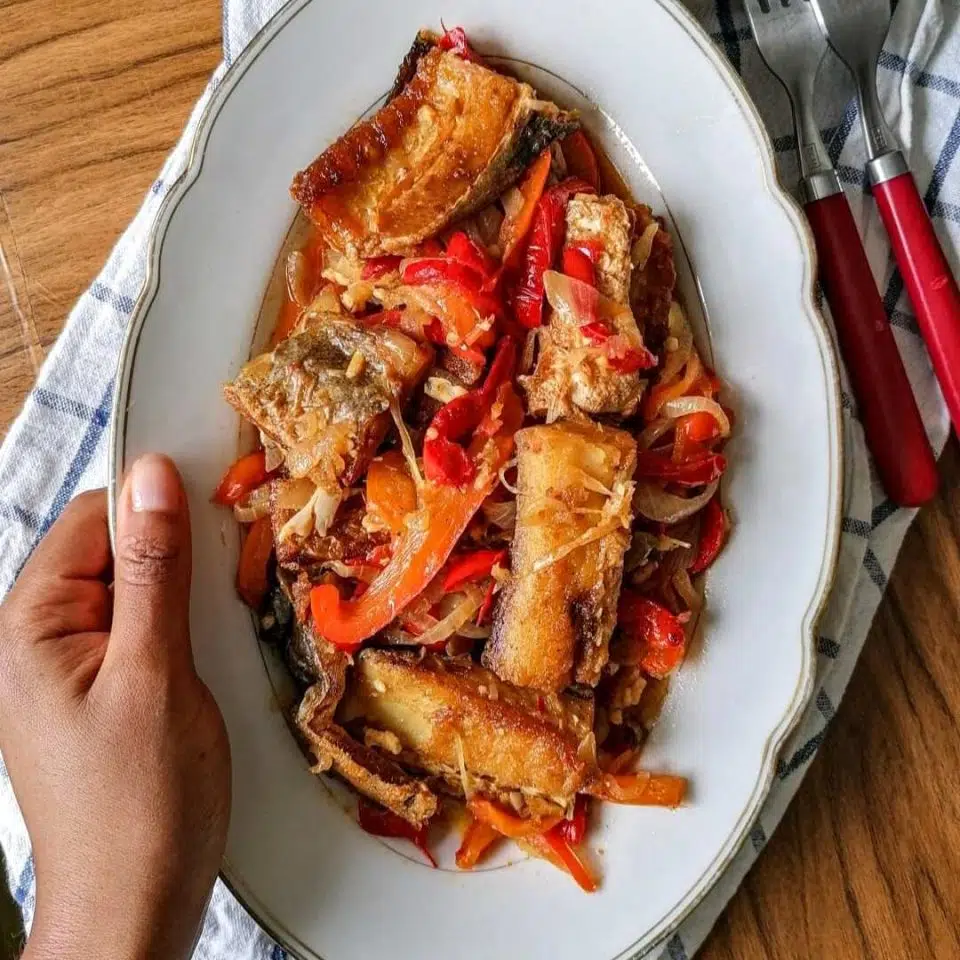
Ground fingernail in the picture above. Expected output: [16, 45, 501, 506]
[129, 454, 181, 514]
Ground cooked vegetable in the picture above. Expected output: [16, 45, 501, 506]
[422, 338, 516, 487]
[616, 592, 687, 679]
[310, 382, 523, 652]
[689, 495, 727, 575]
[521, 831, 598, 893]
[357, 798, 436, 867]
[510, 178, 595, 329]
[634, 449, 727, 487]
[456, 816, 501, 869]
[633, 478, 719, 524]
[442, 549, 508, 592]
[585, 771, 686, 807]
[499, 149, 553, 267]
[555, 795, 589, 845]
[365, 451, 418, 535]
[560, 131, 600, 192]
[212, 451, 272, 506]
[236, 516, 274, 609]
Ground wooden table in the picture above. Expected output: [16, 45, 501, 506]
[2, 2, 958, 956]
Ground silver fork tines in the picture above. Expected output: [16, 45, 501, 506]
[744, 0, 841, 201]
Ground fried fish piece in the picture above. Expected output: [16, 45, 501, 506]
[298, 691, 438, 829]
[223, 316, 432, 490]
[522, 196, 648, 420]
[483, 421, 636, 691]
[290, 39, 577, 258]
[340, 651, 595, 816]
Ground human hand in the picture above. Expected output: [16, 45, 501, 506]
[0, 455, 231, 960]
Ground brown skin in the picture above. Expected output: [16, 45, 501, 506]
[0, 455, 230, 960]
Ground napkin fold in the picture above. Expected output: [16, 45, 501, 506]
[0, 1, 957, 957]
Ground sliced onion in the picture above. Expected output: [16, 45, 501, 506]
[660, 396, 730, 438]
[501, 186, 524, 220]
[261, 438, 285, 472]
[482, 498, 517, 530]
[277, 482, 341, 543]
[657, 302, 692, 385]
[415, 586, 484, 649]
[672, 568, 702, 613]
[456, 623, 493, 640]
[633, 480, 719, 523]
[306, 285, 343, 316]
[233, 482, 273, 524]
[631, 221, 659, 270]
[637, 418, 674, 450]
[286, 250, 311, 307]
[390, 402, 424, 490]
[322, 247, 362, 287]
[325, 560, 379, 583]
[425, 376, 467, 404]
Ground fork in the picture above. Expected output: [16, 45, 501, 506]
[812, 0, 960, 438]
[744, 0, 937, 506]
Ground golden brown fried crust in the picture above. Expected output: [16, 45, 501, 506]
[298, 694, 438, 829]
[222, 317, 432, 489]
[483, 421, 636, 691]
[340, 651, 595, 812]
[290, 47, 576, 257]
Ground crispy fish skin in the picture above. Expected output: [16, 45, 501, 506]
[223, 316, 432, 490]
[483, 421, 636, 691]
[565, 194, 634, 304]
[522, 195, 646, 421]
[290, 45, 577, 258]
[340, 651, 595, 814]
[298, 699, 438, 829]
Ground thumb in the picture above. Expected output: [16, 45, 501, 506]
[110, 454, 193, 672]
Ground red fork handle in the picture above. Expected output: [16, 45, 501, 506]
[805, 190, 938, 506]
[872, 168, 960, 434]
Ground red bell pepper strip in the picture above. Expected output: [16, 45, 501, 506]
[617, 592, 686, 679]
[579, 320, 611, 344]
[553, 795, 589, 845]
[356, 798, 436, 867]
[634, 448, 726, 487]
[310, 381, 523, 652]
[401, 258, 504, 321]
[446, 231, 497, 283]
[442, 548, 508, 592]
[677, 411, 720, 444]
[605, 338, 658, 374]
[212, 451, 271, 506]
[510, 177, 596, 329]
[476, 578, 497, 625]
[360, 255, 402, 281]
[235, 516, 274, 610]
[560, 130, 601, 192]
[562, 246, 595, 286]
[525, 831, 598, 893]
[689, 495, 727, 575]
[437, 25, 482, 62]
[423, 338, 516, 487]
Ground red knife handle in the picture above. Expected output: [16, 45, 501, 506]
[872, 169, 960, 434]
[805, 190, 938, 506]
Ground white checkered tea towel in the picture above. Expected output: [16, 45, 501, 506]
[0, 1, 957, 956]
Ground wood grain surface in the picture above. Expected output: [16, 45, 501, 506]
[0, 2, 957, 957]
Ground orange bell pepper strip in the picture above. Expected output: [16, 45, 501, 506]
[455, 816, 501, 869]
[212, 450, 272, 506]
[235, 516, 274, 610]
[365, 450, 418, 535]
[310, 382, 524, 652]
[466, 797, 561, 838]
[642, 349, 703, 421]
[499, 149, 553, 268]
[584, 771, 687, 808]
